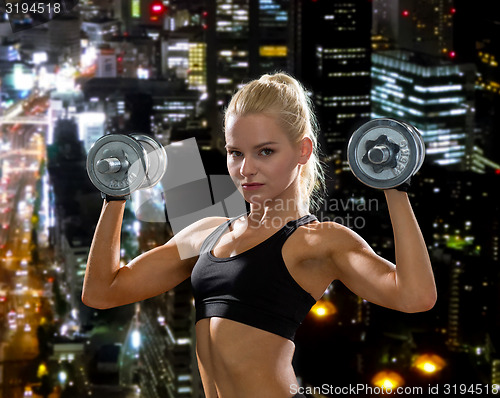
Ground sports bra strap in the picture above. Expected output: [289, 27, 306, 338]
[199, 214, 244, 255]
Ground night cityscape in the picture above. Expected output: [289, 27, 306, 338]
[0, 0, 499, 397]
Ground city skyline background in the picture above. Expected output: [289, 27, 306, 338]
[0, 0, 499, 397]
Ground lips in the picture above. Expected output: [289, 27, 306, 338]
[242, 183, 264, 190]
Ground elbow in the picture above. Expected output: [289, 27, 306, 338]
[81, 290, 112, 310]
[402, 292, 437, 313]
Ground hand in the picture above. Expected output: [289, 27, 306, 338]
[395, 177, 411, 192]
[101, 192, 131, 202]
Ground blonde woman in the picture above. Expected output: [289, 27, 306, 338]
[83, 72, 437, 398]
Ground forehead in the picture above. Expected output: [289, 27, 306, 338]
[225, 114, 289, 145]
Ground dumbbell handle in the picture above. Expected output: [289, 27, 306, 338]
[96, 157, 129, 174]
[367, 145, 390, 164]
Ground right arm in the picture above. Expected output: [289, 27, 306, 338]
[82, 199, 227, 309]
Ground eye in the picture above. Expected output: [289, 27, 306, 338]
[259, 148, 274, 156]
[228, 150, 242, 157]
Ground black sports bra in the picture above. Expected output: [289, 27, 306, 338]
[190, 213, 318, 341]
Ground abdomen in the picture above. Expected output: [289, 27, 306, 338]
[195, 317, 298, 398]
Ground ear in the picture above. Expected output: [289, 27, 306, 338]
[298, 137, 313, 165]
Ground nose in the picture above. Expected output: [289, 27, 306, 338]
[240, 156, 257, 177]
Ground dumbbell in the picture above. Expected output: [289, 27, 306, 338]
[86, 134, 167, 198]
[347, 118, 425, 189]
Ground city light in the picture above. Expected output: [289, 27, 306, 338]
[58, 370, 67, 384]
[132, 330, 141, 349]
[311, 299, 337, 318]
[371, 370, 404, 389]
[37, 363, 49, 378]
[413, 353, 446, 375]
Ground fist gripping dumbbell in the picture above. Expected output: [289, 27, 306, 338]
[347, 118, 425, 190]
[86, 134, 167, 201]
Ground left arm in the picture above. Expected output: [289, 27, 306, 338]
[327, 189, 437, 313]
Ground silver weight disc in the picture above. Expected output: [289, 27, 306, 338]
[413, 125, 425, 173]
[397, 119, 425, 174]
[87, 134, 148, 196]
[347, 119, 419, 189]
[129, 134, 167, 190]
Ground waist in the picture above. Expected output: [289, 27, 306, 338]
[195, 317, 298, 395]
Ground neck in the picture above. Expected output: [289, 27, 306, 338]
[246, 198, 309, 229]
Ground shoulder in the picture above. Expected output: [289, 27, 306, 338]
[292, 220, 371, 281]
[171, 216, 230, 255]
[300, 220, 367, 254]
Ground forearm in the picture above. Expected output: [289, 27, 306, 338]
[384, 189, 437, 312]
[82, 200, 127, 307]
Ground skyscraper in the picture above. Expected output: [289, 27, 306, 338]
[205, 0, 290, 146]
[290, 0, 372, 162]
[373, 0, 455, 59]
[371, 50, 475, 170]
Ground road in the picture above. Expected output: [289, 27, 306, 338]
[0, 98, 56, 398]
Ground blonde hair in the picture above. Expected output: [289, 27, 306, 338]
[223, 71, 327, 212]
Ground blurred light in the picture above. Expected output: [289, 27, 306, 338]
[372, 370, 404, 390]
[132, 330, 141, 349]
[450, 8, 456, 14]
[402, 10, 409, 17]
[37, 363, 48, 378]
[59, 371, 67, 384]
[152, 4, 163, 12]
[137, 67, 149, 79]
[413, 353, 446, 375]
[310, 299, 337, 318]
[449, 51, 456, 58]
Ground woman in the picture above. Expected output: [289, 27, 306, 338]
[82, 72, 437, 398]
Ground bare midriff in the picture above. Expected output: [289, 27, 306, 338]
[195, 317, 299, 398]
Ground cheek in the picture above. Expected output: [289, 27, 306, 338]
[227, 158, 239, 177]
[273, 155, 299, 177]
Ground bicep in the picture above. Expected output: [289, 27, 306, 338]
[106, 237, 196, 308]
[329, 226, 401, 311]
[103, 216, 227, 309]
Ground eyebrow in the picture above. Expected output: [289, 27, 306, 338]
[225, 141, 279, 150]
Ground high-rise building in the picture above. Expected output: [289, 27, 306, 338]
[255, 0, 289, 75]
[372, 0, 455, 59]
[161, 37, 207, 93]
[290, 0, 372, 161]
[371, 50, 475, 170]
[205, 0, 290, 145]
[473, 18, 500, 165]
[137, 281, 197, 398]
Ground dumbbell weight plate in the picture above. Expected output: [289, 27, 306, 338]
[129, 134, 167, 190]
[347, 119, 420, 189]
[397, 119, 425, 174]
[87, 134, 148, 197]
[412, 125, 425, 173]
